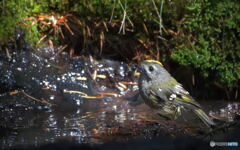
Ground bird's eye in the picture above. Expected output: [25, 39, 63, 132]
[149, 66, 154, 72]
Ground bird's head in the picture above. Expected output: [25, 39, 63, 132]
[140, 60, 169, 81]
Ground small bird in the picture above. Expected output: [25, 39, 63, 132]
[138, 60, 215, 127]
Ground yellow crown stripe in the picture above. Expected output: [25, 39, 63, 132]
[145, 60, 163, 66]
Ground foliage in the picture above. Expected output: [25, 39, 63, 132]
[171, 0, 240, 88]
[0, 0, 68, 45]
[0, 0, 239, 93]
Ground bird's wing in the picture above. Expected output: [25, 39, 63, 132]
[151, 78, 201, 109]
[171, 84, 201, 108]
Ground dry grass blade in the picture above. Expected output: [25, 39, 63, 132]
[58, 26, 65, 39]
[109, 0, 116, 22]
[76, 76, 87, 81]
[97, 92, 119, 97]
[5, 48, 11, 60]
[48, 39, 54, 51]
[96, 74, 106, 79]
[137, 39, 148, 49]
[118, 0, 128, 34]
[9, 90, 20, 95]
[64, 90, 88, 96]
[37, 35, 47, 45]
[100, 31, 105, 54]
[133, 72, 140, 77]
[93, 70, 97, 80]
[103, 21, 109, 32]
[64, 22, 74, 35]
[64, 90, 103, 99]
[82, 95, 103, 99]
[21, 90, 55, 106]
[54, 44, 68, 57]
[151, 0, 165, 35]
[142, 23, 149, 36]
[119, 81, 137, 85]
[118, 82, 127, 89]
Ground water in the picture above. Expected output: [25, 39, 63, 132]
[0, 49, 239, 149]
[1, 94, 239, 149]
[0, 94, 158, 148]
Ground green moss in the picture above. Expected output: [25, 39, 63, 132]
[171, 0, 240, 88]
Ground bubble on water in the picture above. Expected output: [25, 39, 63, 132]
[50, 95, 55, 100]
[103, 97, 113, 103]
[76, 109, 81, 114]
[16, 67, 22, 71]
[76, 100, 81, 106]
[32, 63, 37, 67]
[114, 112, 126, 123]
[132, 85, 139, 91]
[233, 103, 239, 109]
[82, 83, 88, 88]
[49, 57, 55, 61]
[113, 105, 117, 110]
[15, 103, 23, 107]
[98, 64, 103, 68]
[52, 85, 57, 91]
[118, 66, 125, 77]
[100, 85, 107, 91]
[227, 103, 232, 110]
[71, 77, 76, 82]
[61, 75, 66, 80]
[227, 111, 233, 122]
[116, 84, 125, 92]
[42, 80, 49, 86]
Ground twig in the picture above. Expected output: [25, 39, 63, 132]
[21, 90, 55, 106]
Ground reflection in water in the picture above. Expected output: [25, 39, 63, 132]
[0, 50, 240, 149]
[0, 93, 153, 149]
[1, 91, 240, 149]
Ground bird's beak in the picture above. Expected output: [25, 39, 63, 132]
[139, 63, 148, 76]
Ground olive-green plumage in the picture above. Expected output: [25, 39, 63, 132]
[138, 60, 215, 127]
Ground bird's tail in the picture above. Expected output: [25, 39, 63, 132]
[194, 108, 215, 127]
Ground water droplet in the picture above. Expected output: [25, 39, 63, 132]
[50, 95, 55, 100]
